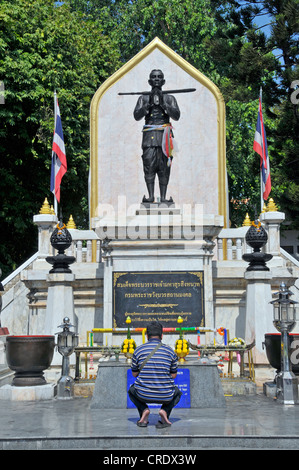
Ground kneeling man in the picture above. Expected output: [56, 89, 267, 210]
[128, 321, 182, 428]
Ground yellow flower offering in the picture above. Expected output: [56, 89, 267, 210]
[175, 338, 189, 356]
[122, 338, 136, 354]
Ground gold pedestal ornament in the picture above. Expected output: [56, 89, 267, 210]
[39, 198, 52, 214]
[67, 215, 76, 229]
[242, 213, 251, 227]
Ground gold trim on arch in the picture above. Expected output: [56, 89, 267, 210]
[90, 37, 227, 228]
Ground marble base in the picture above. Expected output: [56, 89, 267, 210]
[244, 271, 276, 363]
[263, 381, 279, 399]
[45, 272, 76, 365]
[97, 212, 223, 347]
[0, 383, 56, 401]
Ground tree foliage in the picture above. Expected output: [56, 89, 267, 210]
[0, 0, 120, 277]
[70, 0, 296, 226]
[0, 0, 298, 277]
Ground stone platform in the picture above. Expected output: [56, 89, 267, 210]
[0, 393, 299, 451]
[90, 359, 226, 409]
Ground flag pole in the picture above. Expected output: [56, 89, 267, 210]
[259, 86, 263, 213]
[254, 86, 271, 213]
[53, 90, 58, 217]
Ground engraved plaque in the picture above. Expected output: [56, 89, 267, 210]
[113, 271, 204, 328]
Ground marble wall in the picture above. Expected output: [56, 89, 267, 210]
[93, 46, 221, 219]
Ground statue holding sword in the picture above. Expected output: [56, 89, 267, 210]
[119, 69, 195, 205]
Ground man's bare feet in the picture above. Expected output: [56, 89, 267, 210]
[137, 408, 150, 427]
[158, 409, 171, 425]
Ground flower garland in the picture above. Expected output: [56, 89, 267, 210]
[121, 316, 136, 355]
[175, 316, 189, 357]
[251, 220, 261, 232]
[228, 337, 245, 347]
[57, 222, 66, 235]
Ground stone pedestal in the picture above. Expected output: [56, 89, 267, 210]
[93, 207, 223, 347]
[0, 334, 8, 367]
[244, 271, 276, 363]
[90, 359, 225, 409]
[45, 272, 76, 365]
[0, 383, 56, 401]
[260, 211, 285, 258]
[33, 214, 57, 259]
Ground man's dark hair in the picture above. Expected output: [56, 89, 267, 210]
[147, 321, 163, 339]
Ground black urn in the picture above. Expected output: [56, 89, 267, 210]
[6, 335, 55, 386]
[242, 221, 273, 271]
[50, 221, 72, 253]
[263, 333, 299, 375]
[46, 221, 75, 273]
[245, 222, 268, 250]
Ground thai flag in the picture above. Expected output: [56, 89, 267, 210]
[50, 98, 67, 203]
[253, 94, 271, 200]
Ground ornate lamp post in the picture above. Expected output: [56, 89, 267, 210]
[56, 317, 79, 399]
[270, 282, 299, 404]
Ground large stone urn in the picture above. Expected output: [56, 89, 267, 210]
[46, 221, 75, 273]
[6, 335, 55, 386]
[263, 333, 299, 375]
[242, 220, 273, 271]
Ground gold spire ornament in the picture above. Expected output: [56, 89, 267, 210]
[261, 203, 267, 214]
[267, 198, 278, 212]
[66, 215, 76, 229]
[242, 213, 251, 226]
[39, 198, 51, 214]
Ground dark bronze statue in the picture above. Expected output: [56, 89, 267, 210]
[133, 70, 181, 205]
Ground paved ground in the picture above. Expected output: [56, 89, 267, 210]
[1, 390, 299, 453]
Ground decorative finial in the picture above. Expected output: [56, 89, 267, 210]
[66, 215, 76, 229]
[260, 203, 267, 214]
[242, 213, 251, 226]
[267, 198, 278, 212]
[50, 205, 56, 215]
[39, 198, 51, 214]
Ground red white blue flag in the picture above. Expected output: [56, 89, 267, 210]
[253, 94, 271, 200]
[50, 98, 67, 203]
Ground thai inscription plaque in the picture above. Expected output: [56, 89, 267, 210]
[113, 271, 204, 328]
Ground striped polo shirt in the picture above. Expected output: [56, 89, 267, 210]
[131, 338, 178, 403]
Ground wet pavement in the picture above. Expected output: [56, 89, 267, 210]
[1, 391, 299, 451]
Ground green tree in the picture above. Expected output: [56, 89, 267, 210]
[1, 0, 297, 278]
[226, 1, 299, 227]
[96, 0, 282, 225]
[0, 0, 120, 278]
[60, 0, 299, 229]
